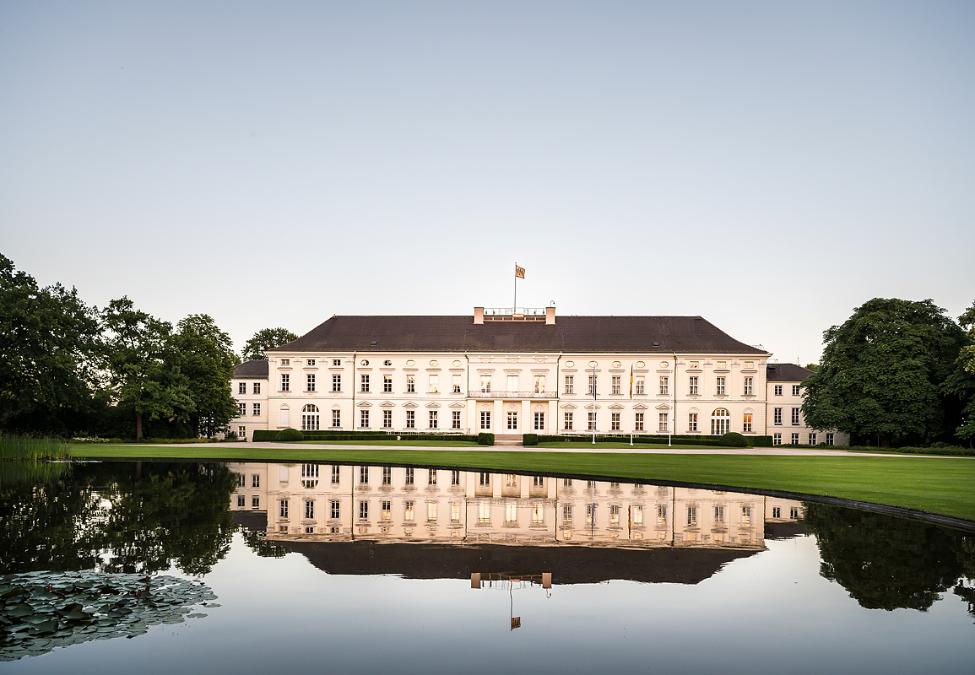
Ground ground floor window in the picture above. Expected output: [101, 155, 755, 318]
[330, 409, 340, 428]
[452, 410, 462, 430]
[611, 412, 620, 431]
[826, 432, 834, 446]
[360, 409, 369, 429]
[406, 410, 415, 428]
[743, 412, 752, 433]
[330, 500, 340, 519]
[635, 412, 644, 431]
[773, 433, 782, 446]
[534, 411, 544, 430]
[688, 412, 697, 432]
[791, 432, 799, 445]
[809, 432, 818, 445]
[710, 408, 729, 435]
[587, 412, 597, 431]
[358, 500, 369, 521]
[429, 410, 438, 429]
[238, 426, 246, 440]
[301, 404, 320, 431]
[480, 410, 491, 430]
[507, 411, 518, 430]
[383, 409, 392, 428]
[564, 411, 573, 431]
[658, 413, 668, 433]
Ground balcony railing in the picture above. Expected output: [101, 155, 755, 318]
[470, 390, 558, 399]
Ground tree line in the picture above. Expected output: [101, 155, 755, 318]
[0, 253, 295, 439]
[803, 298, 975, 447]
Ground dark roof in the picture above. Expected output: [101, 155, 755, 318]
[233, 359, 269, 379]
[766, 363, 813, 382]
[274, 540, 758, 585]
[269, 315, 766, 355]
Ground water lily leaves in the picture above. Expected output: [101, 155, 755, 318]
[6, 604, 33, 618]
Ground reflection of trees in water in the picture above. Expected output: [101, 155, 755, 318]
[0, 462, 238, 576]
[240, 528, 287, 558]
[804, 503, 974, 613]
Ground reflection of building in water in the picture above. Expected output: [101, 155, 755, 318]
[229, 463, 802, 551]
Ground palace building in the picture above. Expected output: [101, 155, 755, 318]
[229, 306, 848, 446]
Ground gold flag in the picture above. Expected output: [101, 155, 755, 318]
[515, 264, 525, 279]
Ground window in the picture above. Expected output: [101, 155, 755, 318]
[331, 374, 341, 392]
[562, 504, 573, 522]
[301, 463, 319, 485]
[307, 359, 316, 366]
[611, 412, 620, 431]
[452, 470, 461, 486]
[382, 466, 391, 485]
[406, 375, 416, 393]
[657, 504, 667, 523]
[238, 425, 246, 439]
[533, 411, 545, 431]
[533, 475, 544, 487]
[791, 408, 801, 426]
[773, 433, 782, 446]
[281, 374, 290, 392]
[428, 410, 438, 429]
[635, 412, 644, 431]
[633, 504, 644, 526]
[716, 376, 726, 396]
[238, 382, 246, 394]
[404, 500, 415, 522]
[383, 375, 393, 393]
[478, 500, 491, 524]
[743, 412, 753, 433]
[532, 502, 544, 525]
[406, 410, 415, 428]
[331, 465, 340, 483]
[586, 504, 595, 525]
[687, 506, 697, 526]
[479, 375, 491, 393]
[358, 501, 369, 520]
[790, 506, 800, 519]
[791, 432, 800, 445]
[688, 412, 698, 432]
[564, 375, 574, 394]
[742, 505, 752, 524]
[332, 358, 341, 367]
[253, 382, 261, 395]
[428, 469, 437, 485]
[792, 384, 801, 396]
[774, 384, 783, 396]
[658, 412, 668, 432]
[612, 375, 621, 395]
[826, 432, 834, 446]
[304, 499, 315, 519]
[253, 402, 261, 416]
[251, 495, 261, 509]
[506, 411, 518, 430]
[425, 501, 437, 522]
[428, 375, 439, 394]
[479, 472, 490, 486]
[307, 374, 316, 392]
[452, 374, 462, 393]
[405, 467, 415, 485]
[809, 432, 818, 445]
[381, 500, 391, 521]
[688, 376, 699, 395]
[659, 376, 669, 396]
[588, 374, 596, 395]
[480, 410, 491, 430]
[770, 407, 782, 426]
[360, 374, 370, 393]
[359, 466, 369, 484]
[331, 409, 340, 428]
[238, 402, 246, 417]
[564, 411, 574, 431]
[710, 408, 730, 435]
[450, 501, 461, 522]
[301, 404, 320, 431]
[744, 376, 754, 396]
[609, 504, 620, 526]
[252, 474, 260, 488]
[279, 500, 289, 518]
[772, 506, 781, 519]
[383, 409, 392, 428]
[452, 410, 462, 429]
[330, 500, 340, 519]
[360, 409, 369, 429]
[587, 411, 597, 431]
[281, 359, 290, 366]
[563, 478, 572, 487]
[237, 494, 245, 508]
[533, 375, 546, 394]
[714, 505, 725, 522]
[635, 376, 645, 395]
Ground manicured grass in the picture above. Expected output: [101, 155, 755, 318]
[66, 444, 975, 523]
[298, 439, 480, 447]
[538, 441, 731, 450]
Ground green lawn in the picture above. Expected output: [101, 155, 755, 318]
[298, 439, 480, 447]
[537, 441, 730, 450]
[66, 444, 975, 523]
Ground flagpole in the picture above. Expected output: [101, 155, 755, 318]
[513, 262, 517, 312]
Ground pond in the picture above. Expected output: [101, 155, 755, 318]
[0, 461, 972, 673]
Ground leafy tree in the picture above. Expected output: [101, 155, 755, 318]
[242, 327, 297, 361]
[0, 253, 102, 433]
[169, 314, 239, 437]
[803, 298, 966, 446]
[945, 301, 975, 445]
[101, 297, 194, 440]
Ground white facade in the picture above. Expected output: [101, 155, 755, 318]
[766, 378, 849, 446]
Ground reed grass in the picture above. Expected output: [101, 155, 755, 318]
[0, 434, 71, 461]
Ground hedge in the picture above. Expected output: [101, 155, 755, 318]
[522, 434, 539, 446]
[252, 429, 483, 443]
[476, 433, 495, 446]
[536, 433, 773, 447]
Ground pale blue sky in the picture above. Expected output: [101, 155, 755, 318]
[1, 1, 973, 361]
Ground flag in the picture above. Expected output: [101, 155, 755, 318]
[515, 264, 525, 279]
[629, 364, 634, 398]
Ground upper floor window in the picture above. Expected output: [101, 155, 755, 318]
[715, 376, 726, 396]
[360, 374, 370, 393]
[407, 375, 416, 393]
[659, 376, 669, 396]
[238, 382, 246, 395]
[611, 375, 621, 395]
[306, 373, 316, 392]
[533, 375, 546, 394]
[383, 375, 393, 393]
[280, 374, 290, 392]
[332, 359, 341, 367]
[331, 374, 341, 392]
[792, 384, 801, 396]
[688, 376, 699, 396]
[238, 402, 246, 417]
[253, 382, 261, 395]
[791, 408, 801, 426]
[452, 374, 462, 393]
[564, 375, 574, 395]
[773, 407, 782, 425]
[744, 376, 753, 396]
[479, 375, 491, 393]
[635, 376, 645, 395]
[428, 375, 439, 394]
[307, 359, 316, 366]
[774, 384, 783, 396]
[587, 375, 596, 396]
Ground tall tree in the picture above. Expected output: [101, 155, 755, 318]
[802, 298, 966, 446]
[101, 297, 193, 439]
[241, 327, 297, 361]
[169, 314, 239, 437]
[945, 300, 975, 444]
[0, 253, 102, 432]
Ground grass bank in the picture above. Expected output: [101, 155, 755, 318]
[537, 441, 735, 450]
[298, 439, 480, 447]
[66, 444, 975, 523]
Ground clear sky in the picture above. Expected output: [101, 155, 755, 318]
[2, 1, 973, 361]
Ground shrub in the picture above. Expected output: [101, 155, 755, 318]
[719, 432, 748, 448]
[522, 434, 539, 446]
[477, 433, 495, 446]
[276, 428, 304, 442]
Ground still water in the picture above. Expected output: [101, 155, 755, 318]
[0, 461, 972, 674]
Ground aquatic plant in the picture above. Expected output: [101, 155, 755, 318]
[0, 434, 70, 461]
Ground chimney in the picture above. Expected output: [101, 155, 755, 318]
[545, 306, 556, 325]
[473, 306, 484, 324]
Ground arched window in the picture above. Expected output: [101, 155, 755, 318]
[301, 404, 320, 431]
[710, 408, 730, 435]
